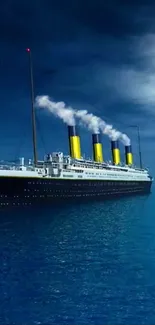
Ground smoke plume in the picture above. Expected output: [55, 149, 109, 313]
[36, 96, 75, 126]
[36, 95, 130, 145]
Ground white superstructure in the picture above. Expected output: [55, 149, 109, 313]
[0, 152, 152, 182]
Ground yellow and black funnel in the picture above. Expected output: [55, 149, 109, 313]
[68, 125, 81, 159]
[92, 133, 103, 163]
[125, 145, 133, 165]
[111, 140, 121, 165]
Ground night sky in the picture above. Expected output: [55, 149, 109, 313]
[0, 0, 155, 172]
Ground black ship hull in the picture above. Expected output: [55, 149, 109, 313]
[0, 176, 152, 207]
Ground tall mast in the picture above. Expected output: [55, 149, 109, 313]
[137, 126, 142, 169]
[26, 48, 37, 167]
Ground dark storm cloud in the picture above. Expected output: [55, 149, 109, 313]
[53, 0, 144, 37]
[0, 0, 80, 44]
[1, 0, 154, 45]
[1, 0, 155, 146]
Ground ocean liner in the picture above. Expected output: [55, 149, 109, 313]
[0, 49, 153, 207]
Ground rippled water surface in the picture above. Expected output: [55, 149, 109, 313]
[1, 192, 155, 324]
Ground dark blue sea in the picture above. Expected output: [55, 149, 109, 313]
[1, 190, 155, 325]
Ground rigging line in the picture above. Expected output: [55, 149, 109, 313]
[14, 113, 47, 162]
[13, 124, 30, 162]
[35, 113, 48, 154]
